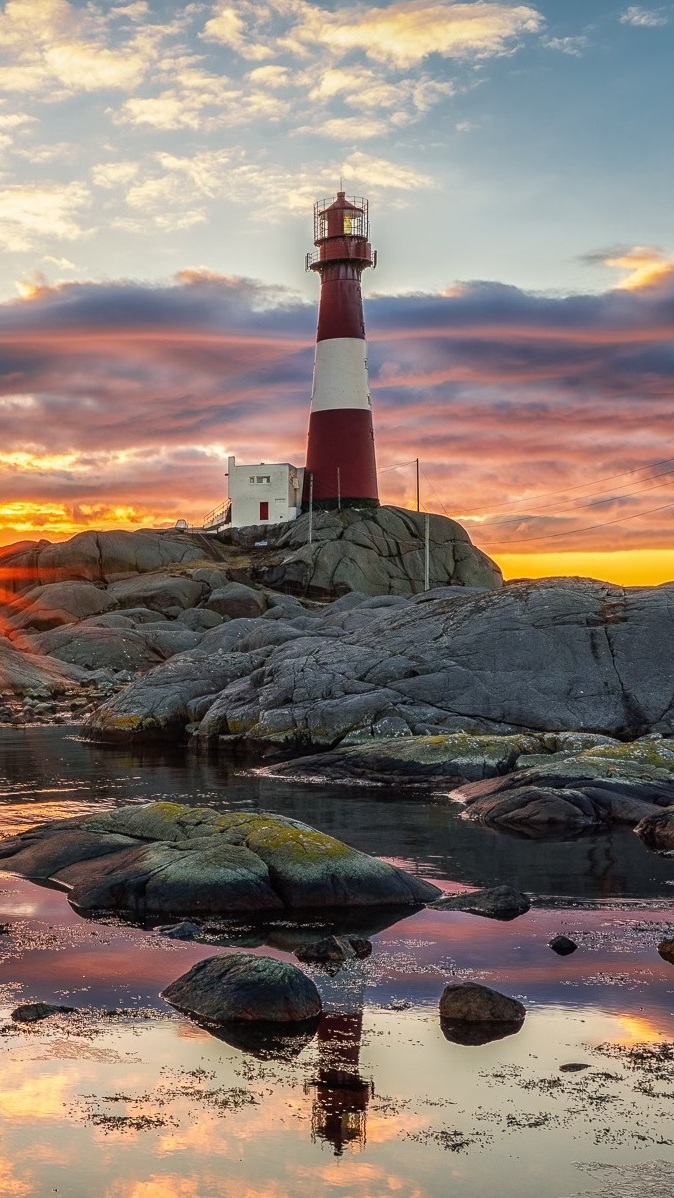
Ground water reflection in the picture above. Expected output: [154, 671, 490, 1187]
[311, 1012, 372, 1155]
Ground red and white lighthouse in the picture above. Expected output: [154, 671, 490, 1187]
[302, 191, 379, 511]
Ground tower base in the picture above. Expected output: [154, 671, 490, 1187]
[301, 497, 380, 514]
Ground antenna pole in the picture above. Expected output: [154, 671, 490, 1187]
[308, 473, 314, 544]
[424, 514, 430, 591]
[415, 458, 420, 512]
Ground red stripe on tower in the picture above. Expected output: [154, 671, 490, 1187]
[302, 191, 379, 511]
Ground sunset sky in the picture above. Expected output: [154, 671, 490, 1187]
[1, 0, 673, 583]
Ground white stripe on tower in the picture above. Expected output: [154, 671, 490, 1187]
[310, 339, 371, 412]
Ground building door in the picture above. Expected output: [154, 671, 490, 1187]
[259, 501, 269, 521]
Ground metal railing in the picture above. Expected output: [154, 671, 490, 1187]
[202, 499, 231, 530]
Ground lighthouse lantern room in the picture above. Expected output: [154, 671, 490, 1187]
[302, 191, 379, 512]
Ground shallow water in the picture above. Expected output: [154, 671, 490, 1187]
[1, 725, 674, 1198]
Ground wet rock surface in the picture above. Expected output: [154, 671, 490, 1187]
[162, 952, 322, 1024]
[0, 801, 441, 917]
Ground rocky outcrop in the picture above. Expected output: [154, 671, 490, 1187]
[450, 739, 674, 832]
[86, 580, 674, 748]
[0, 801, 440, 917]
[162, 953, 322, 1025]
[250, 505, 503, 598]
[263, 731, 619, 787]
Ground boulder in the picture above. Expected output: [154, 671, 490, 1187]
[205, 583, 267, 620]
[176, 608, 224, 632]
[0, 802, 441, 917]
[658, 938, 674, 964]
[86, 579, 674, 749]
[254, 506, 502, 598]
[106, 573, 206, 614]
[429, 885, 530, 921]
[162, 953, 322, 1024]
[439, 982, 525, 1026]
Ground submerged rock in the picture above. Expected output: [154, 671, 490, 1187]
[657, 938, 674, 964]
[429, 885, 531, 921]
[11, 1002, 76, 1023]
[0, 801, 440, 917]
[162, 952, 322, 1024]
[439, 982, 525, 1026]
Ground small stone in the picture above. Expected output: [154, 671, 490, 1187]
[11, 1002, 76, 1023]
[559, 1062, 589, 1072]
[429, 885, 530, 921]
[549, 935, 578, 956]
[295, 934, 372, 965]
[156, 920, 203, 941]
[657, 937, 674, 964]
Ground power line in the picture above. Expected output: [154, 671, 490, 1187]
[449, 453, 674, 511]
[479, 498, 674, 547]
[469, 465, 674, 529]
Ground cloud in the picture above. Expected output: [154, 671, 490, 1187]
[0, 0, 161, 99]
[620, 6, 668, 26]
[203, 0, 544, 68]
[90, 148, 432, 233]
[2, 265, 674, 551]
[0, 181, 90, 251]
[590, 244, 674, 291]
[543, 35, 588, 56]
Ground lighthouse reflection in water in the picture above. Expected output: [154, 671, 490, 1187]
[308, 963, 372, 1155]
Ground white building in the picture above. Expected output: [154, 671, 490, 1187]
[215, 456, 303, 529]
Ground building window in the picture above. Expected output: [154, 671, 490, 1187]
[249, 476, 255, 484]
[256, 475, 271, 484]
[259, 501, 269, 521]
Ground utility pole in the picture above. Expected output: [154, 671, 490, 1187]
[415, 458, 420, 512]
[308, 473, 314, 544]
[424, 513, 430, 591]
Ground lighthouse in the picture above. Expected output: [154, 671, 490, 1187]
[302, 191, 379, 511]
